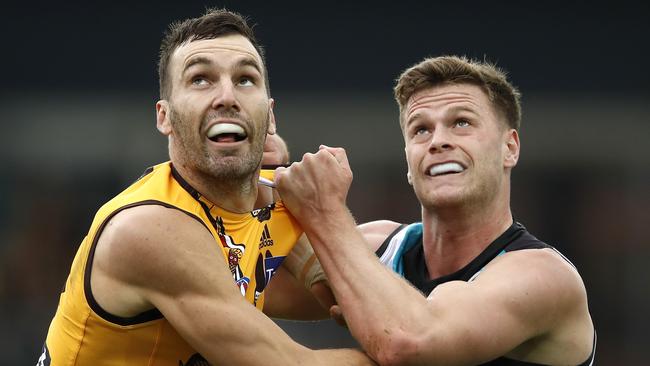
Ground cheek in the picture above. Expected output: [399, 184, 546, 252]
[404, 151, 416, 173]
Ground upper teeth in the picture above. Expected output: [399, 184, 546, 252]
[207, 123, 245, 138]
[429, 162, 464, 176]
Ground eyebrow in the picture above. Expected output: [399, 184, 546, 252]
[182, 56, 263, 77]
[234, 57, 263, 76]
[182, 56, 213, 76]
[405, 105, 480, 127]
[447, 105, 480, 115]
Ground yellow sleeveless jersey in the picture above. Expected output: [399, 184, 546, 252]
[40, 162, 302, 366]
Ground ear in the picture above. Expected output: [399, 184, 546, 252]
[405, 146, 413, 185]
[503, 129, 520, 168]
[267, 98, 277, 135]
[156, 100, 172, 136]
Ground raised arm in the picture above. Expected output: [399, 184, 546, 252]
[264, 221, 401, 321]
[276, 147, 593, 365]
[91, 204, 375, 366]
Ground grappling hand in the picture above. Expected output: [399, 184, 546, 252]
[262, 133, 289, 166]
[275, 145, 353, 227]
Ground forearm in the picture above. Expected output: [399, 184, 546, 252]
[302, 208, 433, 360]
[165, 292, 373, 365]
[316, 348, 378, 366]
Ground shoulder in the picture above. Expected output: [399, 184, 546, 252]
[482, 248, 588, 305]
[95, 204, 214, 286]
[489, 248, 586, 294]
[478, 248, 594, 361]
[357, 220, 403, 252]
[477, 248, 592, 335]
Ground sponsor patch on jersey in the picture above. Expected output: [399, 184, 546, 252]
[263, 254, 285, 285]
[258, 224, 274, 249]
[253, 250, 287, 305]
[251, 204, 273, 222]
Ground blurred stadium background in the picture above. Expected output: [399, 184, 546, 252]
[1, 1, 648, 364]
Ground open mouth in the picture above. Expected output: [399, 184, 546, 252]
[207, 123, 247, 143]
[427, 162, 466, 177]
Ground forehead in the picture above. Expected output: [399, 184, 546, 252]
[170, 33, 263, 71]
[405, 83, 492, 117]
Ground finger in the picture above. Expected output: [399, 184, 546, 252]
[319, 145, 350, 170]
[329, 305, 347, 328]
[273, 166, 287, 186]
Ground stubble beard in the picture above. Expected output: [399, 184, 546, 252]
[168, 106, 268, 185]
[417, 167, 502, 216]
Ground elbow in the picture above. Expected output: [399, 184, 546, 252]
[370, 329, 426, 366]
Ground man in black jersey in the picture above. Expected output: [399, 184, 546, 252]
[276, 56, 595, 365]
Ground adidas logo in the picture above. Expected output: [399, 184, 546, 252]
[258, 225, 274, 249]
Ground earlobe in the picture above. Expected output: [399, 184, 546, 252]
[156, 100, 172, 135]
[405, 147, 413, 185]
[504, 129, 520, 168]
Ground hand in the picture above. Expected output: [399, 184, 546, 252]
[262, 133, 289, 165]
[275, 145, 353, 226]
[329, 304, 348, 327]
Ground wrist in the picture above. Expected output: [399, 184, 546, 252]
[305, 205, 354, 232]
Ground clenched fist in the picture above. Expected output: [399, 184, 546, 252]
[275, 145, 353, 228]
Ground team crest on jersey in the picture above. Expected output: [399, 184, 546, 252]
[179, 353, 209, 366]
[36, 343, 50, 366]
[215, 217, 249, 296]
[251, 204, 274, 222]
[253, 249, 286, 305]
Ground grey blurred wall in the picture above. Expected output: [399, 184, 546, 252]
[1, 1, 648, 364]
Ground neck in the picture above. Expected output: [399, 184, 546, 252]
[420, 193, 513, 279]
[172, 162, 259, 214]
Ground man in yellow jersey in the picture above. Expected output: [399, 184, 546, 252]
[39, 8, 373, 366]
[276, 56, 595, 365]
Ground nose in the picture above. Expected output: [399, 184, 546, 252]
[428, 128, 454, 153]
[211, 80, 240, 112]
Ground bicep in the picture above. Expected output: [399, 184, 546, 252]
[104, 206, 309, 365]
[418, 250, 584, 363]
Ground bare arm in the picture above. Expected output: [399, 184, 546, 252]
[263, 265, 332, 320]
[264, 234, 335, 320]
[358, 220, 402, 252]
[92, 205, 375, 366]
[276, 147, 593, 365]
[264, 220, 399, 321]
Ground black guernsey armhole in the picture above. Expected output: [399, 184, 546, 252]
[375, 224, 407, 257]
[84, 200, 212, 326]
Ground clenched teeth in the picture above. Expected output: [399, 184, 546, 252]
[429, 162, 465, 176]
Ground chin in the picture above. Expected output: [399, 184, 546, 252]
[417, 187, 468, 208]
[209, 156, 259, 178]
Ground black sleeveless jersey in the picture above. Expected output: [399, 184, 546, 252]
[376, 221, 595, 366]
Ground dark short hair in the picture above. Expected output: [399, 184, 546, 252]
[394, 55, 521, 130]
[158, 8, 269, 99]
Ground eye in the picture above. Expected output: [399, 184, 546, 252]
[238, 76, 255, 87]
[191, 76, 209, 86]
[411, 126, 430, 137]
[454, 119, 470, 128]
